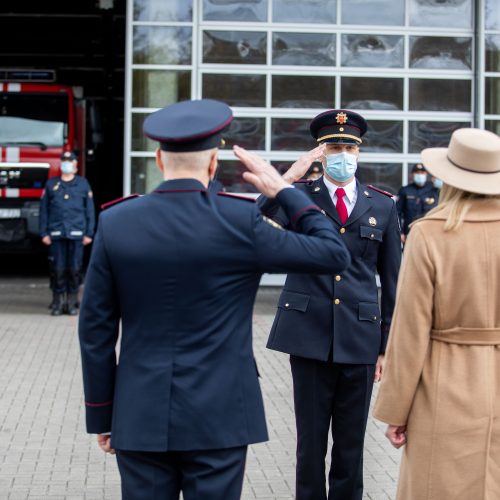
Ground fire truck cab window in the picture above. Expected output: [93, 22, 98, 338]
[0, 93, 69, 147]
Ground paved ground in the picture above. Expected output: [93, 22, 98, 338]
[0, 278, 401, 499]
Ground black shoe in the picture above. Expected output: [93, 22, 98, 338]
[66, 293, 79, 316]
[50, 293, 64, 316]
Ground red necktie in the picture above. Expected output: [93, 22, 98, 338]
[335, 187, 348, 225]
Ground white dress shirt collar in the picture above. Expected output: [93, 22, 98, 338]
[323, 175, 357, 203]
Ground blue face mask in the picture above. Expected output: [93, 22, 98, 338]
[414, 173, 427, 187]
[324, 152, 357, 182]
[61, 161, 74, 174]
[433, 178, 443, 189]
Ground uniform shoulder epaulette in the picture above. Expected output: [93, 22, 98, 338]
[101, 194, 141, 210]
[217, 192, 256, 203]
[367, 185, 394, 198]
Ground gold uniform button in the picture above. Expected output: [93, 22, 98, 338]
[285, 303, 290, 308]
[64, 194, 69, 200]
[335, 275, 341, 282]
[373, 316, 377, 320]
[340, 227, 346, 234]
[334, 299, 340, 305]
[370, 233, 375, 239]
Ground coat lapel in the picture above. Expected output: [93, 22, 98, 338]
[307, 178, 341, 225]
[345, 182, 372, 227]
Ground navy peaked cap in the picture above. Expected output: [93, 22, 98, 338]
[143, 99, 233, 152]
[61, 151, 77, 161]
[310, 109, 367, 145]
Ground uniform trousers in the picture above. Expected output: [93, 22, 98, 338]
[290, 355, 375, 500]
[51, 239, 84, 293]
[116, 446, 247, 500]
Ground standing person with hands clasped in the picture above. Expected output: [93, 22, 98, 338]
[374, 128, 500, 499]
[78, 99, 350, 500]
[40, 151, 95, 316]
[258, 109, 401, 500]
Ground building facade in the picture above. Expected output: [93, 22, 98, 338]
[124, 0, 500, 195]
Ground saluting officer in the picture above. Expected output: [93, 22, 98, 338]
[397, 163, 439, 243]
[40, 151, 95, 316]
[78, 99, 350, 500]
[258, 109, 402, 500]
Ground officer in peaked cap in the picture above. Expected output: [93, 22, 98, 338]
[258, 108, 401, 500]
[78, 99, 350, 500]
[40, 150, 95, 316]
[397, 163, 440, 243]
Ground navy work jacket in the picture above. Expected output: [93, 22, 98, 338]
[259, 177, 402, 364]
[78, 179, 350, 452]
[39, 175, 95, 239]
[396, 181, 439, 235]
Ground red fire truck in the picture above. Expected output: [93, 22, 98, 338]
[0, 69, 86, 251]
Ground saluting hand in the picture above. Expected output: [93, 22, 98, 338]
[233, 145, 289, 198]
[283, 144, 326, 184]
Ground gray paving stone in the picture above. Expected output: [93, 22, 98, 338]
[0, 280, 402, 499]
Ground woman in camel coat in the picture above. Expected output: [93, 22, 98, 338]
[373, 128, 500, 500]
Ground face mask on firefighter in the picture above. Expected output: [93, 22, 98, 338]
[61, 161, 75, 174]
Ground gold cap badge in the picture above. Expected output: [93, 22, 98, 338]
[336, 112, 348, 125]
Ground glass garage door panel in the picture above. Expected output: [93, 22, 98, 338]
[203, 0, 268, 22]
[341, 77, 403, 110]
[272, 33, 336, 66]
[485, 78, 500, 115]
[217, 160, 259, 193]
[408, 121, 469, 153]
[131, 157, 163, 194]
[409, 0, 472, 29]
[271, 118, 314, 151]
[222, 117, 266, 150]
[272, 0, 337, 24]
[363, 121, 403, 153]
[409, 79, 471, 112]
[341, 34, 404, 68]
[486, 36, 500, 73]
[202, 74, 266, 107]
[133, 27, 192, 65]
[132, 113, 156, 152]
[410, 37, 472, 70]
[132, 70, 191, 108]
[272, 75, 335, 109]
[203, 31, 267, 65]
[357, 163, 402, 194]
[341, 0, 404, 26]
[133, 0, 192, 22]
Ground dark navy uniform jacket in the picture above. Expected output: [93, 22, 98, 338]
[40, 176, 95, 239]
[396, 181, 439, 235]
[78, 179, 350, 452]
[259, 177, 401, 364]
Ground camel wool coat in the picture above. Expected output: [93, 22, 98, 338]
[373, 198, 500, 500]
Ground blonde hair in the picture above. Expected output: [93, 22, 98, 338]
[428, 184, 499, 231]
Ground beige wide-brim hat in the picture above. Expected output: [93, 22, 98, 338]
[421, 128, 500, 195]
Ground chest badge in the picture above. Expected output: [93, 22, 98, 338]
[314, 186, 321, 192]
[368, 217, 377, 226]
[53, 183, 60, 191]
[425, 197, 435, 205]
[64, 194, 70, 200]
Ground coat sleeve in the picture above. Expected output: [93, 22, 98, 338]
[39, 186, 49, 237]
[253, 187, 351, 274]
[78, 215, 120, 433]
[372, 222, 434, 426]
[256, 194, 290, 228]
[377, 200, 402, 353]
[84, 180, 96, 237]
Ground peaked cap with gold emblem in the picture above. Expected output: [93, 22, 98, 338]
[309, 109, 367, 145]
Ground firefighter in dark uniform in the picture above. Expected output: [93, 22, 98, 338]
[40, 152, 95, 316]
[396, 163, 439, 243]
[258, 109, 402, 500]
[78, 99, 351, 500]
